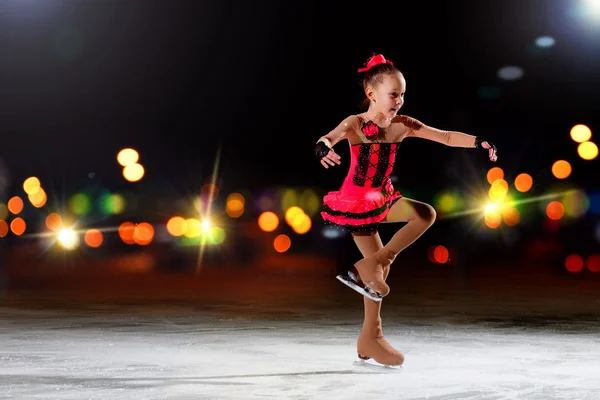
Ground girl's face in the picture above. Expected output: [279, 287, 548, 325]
[369, 72, 406, 119]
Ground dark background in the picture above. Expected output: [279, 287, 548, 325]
[1, 0, 599, 299]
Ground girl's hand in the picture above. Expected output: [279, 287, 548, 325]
[321, 149, 341, 168]
[481, 141, 498, 162]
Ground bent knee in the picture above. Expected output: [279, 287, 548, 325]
[413, 202, 437, 226]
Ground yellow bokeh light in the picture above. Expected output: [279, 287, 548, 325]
[514, 173, 533, 192]
[570, 124, 592, 143]
[166, 216, 187, 237]
[258, 211, 279, 232]
[577, 141, 598, 160]
[486, 167, 504, 185]
[488, 179, 508, 202]
[551, 160, 571, 179]
[117, 148, 139, 167]
[285, 206, 305, 226]
[184, 218, 201, 238]
[291, 213, 312, 234]
[23, 177, 41, 195]
[123, 163, 145, 182]
[28, 187, 47, 208]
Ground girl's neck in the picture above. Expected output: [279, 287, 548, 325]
[364, 110, 392, 128]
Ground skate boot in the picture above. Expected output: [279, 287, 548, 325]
[357, 320, 404, 366]
[353, 248, 395, 298]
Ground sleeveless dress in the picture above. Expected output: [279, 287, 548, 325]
[321, 141, 402, 233]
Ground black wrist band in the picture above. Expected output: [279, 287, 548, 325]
[475, 136, 484, 149]
[314, 141, 330, 160]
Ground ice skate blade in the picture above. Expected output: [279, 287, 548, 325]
[353, 358, 403, 371]
[336, 274, 382, 302]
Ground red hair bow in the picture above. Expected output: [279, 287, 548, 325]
[358, 54, 394, 73]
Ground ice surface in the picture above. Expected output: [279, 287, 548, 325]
[1, 303, 600, 400]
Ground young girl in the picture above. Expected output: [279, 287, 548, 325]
[314, 54, 498, 366]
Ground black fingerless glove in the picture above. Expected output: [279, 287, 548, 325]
[314, 141, 330, 160]
[475, 136, 497, 153]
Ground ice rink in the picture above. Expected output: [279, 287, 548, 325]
[2, 266, 600, 400]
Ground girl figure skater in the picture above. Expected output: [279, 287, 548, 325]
[314, 54, 498, 366]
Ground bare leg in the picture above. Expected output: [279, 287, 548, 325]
[352, 231, 404, 366]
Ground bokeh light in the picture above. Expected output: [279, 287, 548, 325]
[484, 209, 501, 229]
[502, 207, 520, 226]
[258, 211, 279, 232]
[46, 213, 63, 231]
[562, 190, 589, 218]
[118, 221, 136, 244]
[0, 220, 8, 238]
[489, 179, 508, 202]
[23, 177, 41, 195]
[551, 160, 572, 179]
[497, 66, 523, 80]
[273, 234, 291, 253]
[226, 192, 245, 218]
[57, 228, 79, 250]
[10, 218, 26, 235]
[433, 245, 449, 263]
[8, 196, 24, 215]
[586, 254, 600, 273]
[123, 163, 145, 182]
[570, 124, 592, 143]
[133, 222, 154, 245]
[84, 229, 103, 248]
[577, 141, 598, 160]
[565, 254, 584, 274]
[486, 167, 504, 185]
[117, 148, 139, 167]
[546, 201, 564, 220]
[514, 173, 533, 192]
[28, 187, 47, 208]
[535, 36, 555, 48]
[166, 216, 187, 237]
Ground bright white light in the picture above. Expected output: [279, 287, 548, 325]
[201, 219, 211, 233]
[583, 0, 600, 14]
[497, 66, 524, 81]
[535, 36, 555, 48]
[57, 228, 79, 250]
[485, 203, 498, 213]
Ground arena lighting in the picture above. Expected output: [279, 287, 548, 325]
[583, 0, 600, 14]
[57, 228, 79, 250]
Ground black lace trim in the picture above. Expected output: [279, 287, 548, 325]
[321, 196, 402, 233]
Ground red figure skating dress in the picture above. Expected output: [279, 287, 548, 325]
[321, 141, 402, 233]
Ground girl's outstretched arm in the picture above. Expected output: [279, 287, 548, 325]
[396, 115, 498, 161]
